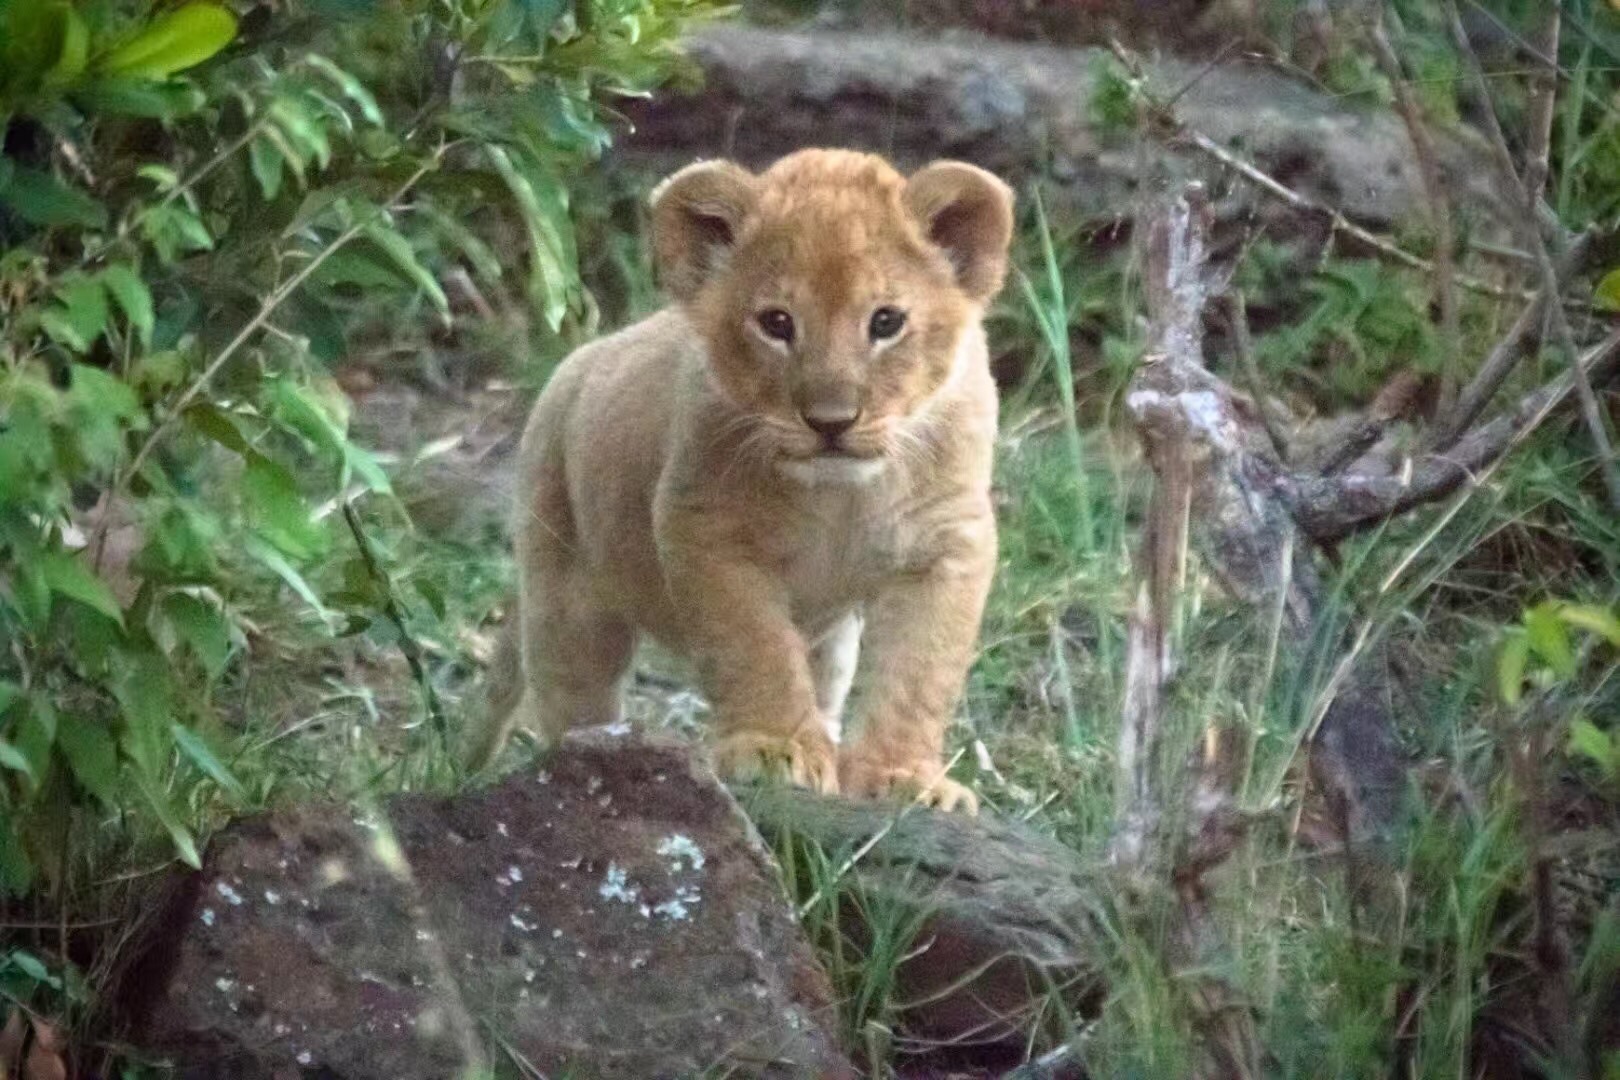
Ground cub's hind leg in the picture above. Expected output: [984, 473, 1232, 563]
[468, 411, 633, 769]
[468, 563, 633, 771]
[522, 575, 635, 740]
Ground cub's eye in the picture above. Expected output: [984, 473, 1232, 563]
[868, 306, 907, 342]
[756, 308, 795, 344]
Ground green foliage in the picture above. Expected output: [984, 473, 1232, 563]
[1496, 598, 1620, 795]
[1251, 259, 1437, 405]
[0, 0, 718, 909]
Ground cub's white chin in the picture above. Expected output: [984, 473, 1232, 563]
[777, 455, 888, 486]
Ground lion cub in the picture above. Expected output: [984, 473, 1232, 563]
[471, 148, 1014, 812]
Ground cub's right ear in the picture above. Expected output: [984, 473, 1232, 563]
[649, 160, 759, 303]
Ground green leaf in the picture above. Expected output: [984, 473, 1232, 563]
[38, 549, 124, 625]
[304, 53, 382, 125]
[268, 377, 346, 453]
[1595, 268, 1620, 313]
[1, 0, 63, 94]
[140, 203, 213, 262]
[172, 723, 245, 801]
[486, 145, 573, 331]
[1568, 718, 1619, 779]
[362, 221, 449, 318]
[242, 453, 324, 558]
[135, 772, 201, 868]
[268, 96, 331, 170]
[14, 697, 57, 796]
[39, 307, 92, 352]
[132, 348, 187, 392]
[343, 444, 392, 495]
[115, 652, 172, 780]
[75, 76, 207, 118]
[1525, 602, 1578, 680]
[67, 362, 145, 467]
[1557, 603, 1620, 649]
[160, 592, 233, 679]
[136, 164, 181, 192]
[1497, 629, 1529, 707]
[100, 264, 155, 346]
[4, 950, 59, 989]
[99, 2, 239, 80]
[244, 535, 335, 627]
[248, 136, 284, 200]
[56, 714, 120, 807]
[54, 273, 111, 347]
[185, 403, 253, 455]
[70, 362, 143, 421]
[414, 578, 446, 620]
[0, 166, 107, 229]
[416, 202, 502, 284]
[0, 739, 30, 780]
[0, 819, 35, 895]
[314, 250, 408, 292]
[41, 4, 89, 88]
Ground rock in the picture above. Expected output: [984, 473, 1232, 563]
[739, 786, 1104, 1072]
[117, 733, 853, 1080]
[618, 25, 1499, 234]
[747, 0, 1266, 56]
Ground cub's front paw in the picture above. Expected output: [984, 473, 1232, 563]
[712, 727, 839, 795]
[840, 753, 979, 815]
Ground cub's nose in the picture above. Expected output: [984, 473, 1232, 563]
[801, 405, 860, 442]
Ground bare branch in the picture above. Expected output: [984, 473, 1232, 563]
[1288, 330, 1620, 541]
[1431, 231, 1594, 450]
[1522, 4, 1561, 210]
[1114, 189, 1209, 868]
[1107, 40, 1530, 303]
[1224, 291, 1290, 461]
[1443, 0, 1620, 512]
[1366, 11, 1461, 412]
[1431, 296, 1543, 451]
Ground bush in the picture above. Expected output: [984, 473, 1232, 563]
[0, 0, 717, 914]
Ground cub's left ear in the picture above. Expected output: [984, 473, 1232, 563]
[903, 161, 1015, 304]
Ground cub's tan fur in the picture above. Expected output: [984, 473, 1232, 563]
[469, 148, 1014, 812]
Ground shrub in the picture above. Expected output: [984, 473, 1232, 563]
[0, 0, 717, 905]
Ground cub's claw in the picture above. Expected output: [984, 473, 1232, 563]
[840, 755, 979, 815]
[712, 728, 839, 795]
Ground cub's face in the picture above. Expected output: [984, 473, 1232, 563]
[651, 150, 1014, 483]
